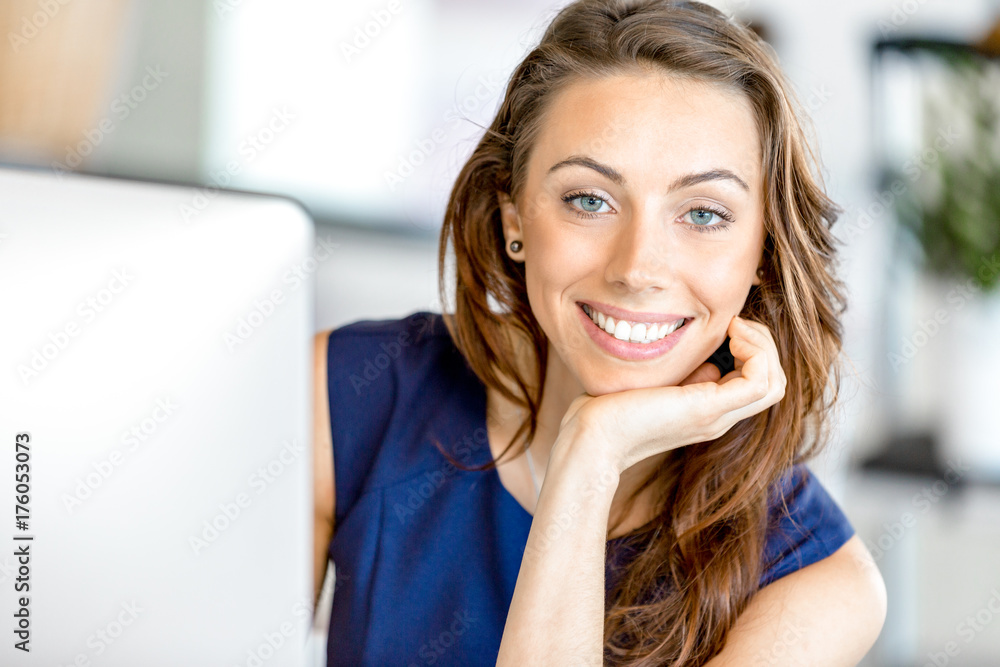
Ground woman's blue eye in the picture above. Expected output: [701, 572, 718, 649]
[688, 209, 720, 226]
[566, 194, 609, 214]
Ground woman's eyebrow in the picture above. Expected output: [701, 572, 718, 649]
[547, 155, 750, 193]
[547, 155, 626, 186]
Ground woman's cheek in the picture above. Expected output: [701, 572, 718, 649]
[695, 259, 755, 309]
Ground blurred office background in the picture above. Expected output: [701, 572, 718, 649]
[3, 0, 1000, 664]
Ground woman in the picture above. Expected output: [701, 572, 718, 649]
[314, 0, 887, 665]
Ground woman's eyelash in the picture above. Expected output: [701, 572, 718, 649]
[685, 204, 735, 233]
[561, 190, 610, 218]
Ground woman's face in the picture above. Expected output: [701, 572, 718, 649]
[500, 70, 766, 395]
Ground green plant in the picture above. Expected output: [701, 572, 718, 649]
[894, 48, 1000, 291]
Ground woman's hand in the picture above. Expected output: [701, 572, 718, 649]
[556, 315, 787, 475]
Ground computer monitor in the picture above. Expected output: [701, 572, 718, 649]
[0, 166, 316, 666]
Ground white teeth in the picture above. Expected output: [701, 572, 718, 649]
[614, 320, 630, 341]
[583, 304, 684, 344]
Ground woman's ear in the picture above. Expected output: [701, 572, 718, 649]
[498, 192, 524, 262]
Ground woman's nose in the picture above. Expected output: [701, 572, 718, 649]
[604, 207, 674, 294]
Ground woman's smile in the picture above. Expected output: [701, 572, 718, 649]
[576, 302, 691, 361]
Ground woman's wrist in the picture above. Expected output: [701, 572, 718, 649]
[520, 424, 621, 567]
[549, 424, 623, 499]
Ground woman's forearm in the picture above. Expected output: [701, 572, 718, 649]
[496, 432, 620, 667]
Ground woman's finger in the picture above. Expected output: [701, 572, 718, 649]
[679, 361, 722, 387]
[731, 318, 784, 392]
[714, 318, 786, 423]
[708, 326, 772, 410]
[729, 315, 771, 343]
[725, 335, 762, 377]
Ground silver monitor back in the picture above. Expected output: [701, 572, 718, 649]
[0, 166, 316, 666]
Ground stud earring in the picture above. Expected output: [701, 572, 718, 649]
[509, 240, 522, 253]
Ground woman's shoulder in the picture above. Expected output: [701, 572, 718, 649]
[324, 309, 480, 436]
[325, 310, 483, 526]
[326, 310, 459, 391]
[327, 310, 447, 350]
[760, 463, 856, 587]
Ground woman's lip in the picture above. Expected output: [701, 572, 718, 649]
[577, 300, 686, 325]
[577, 303, 689, 361]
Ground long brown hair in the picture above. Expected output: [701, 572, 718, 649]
[433, 1, 846, 664]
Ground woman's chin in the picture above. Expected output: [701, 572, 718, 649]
[581, 373, 683, 396]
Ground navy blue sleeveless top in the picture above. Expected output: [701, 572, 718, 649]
[325, 311, 854, 666]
